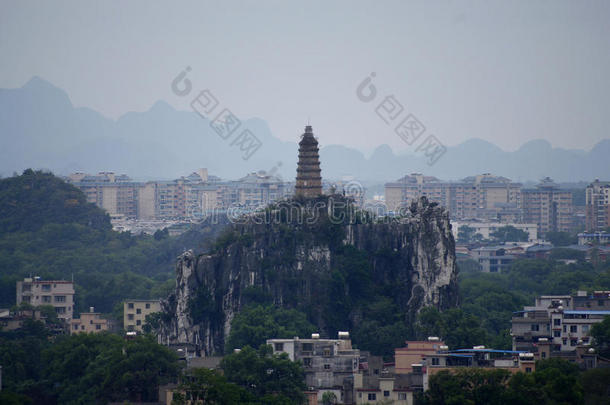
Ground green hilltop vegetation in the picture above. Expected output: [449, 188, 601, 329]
[0, 169, 226, 315]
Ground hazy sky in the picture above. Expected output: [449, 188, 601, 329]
[1, 0, 609, 154]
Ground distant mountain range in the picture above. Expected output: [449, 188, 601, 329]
[1, 77, 608, 183]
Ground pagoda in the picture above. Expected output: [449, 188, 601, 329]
[295, 125, 322, 198]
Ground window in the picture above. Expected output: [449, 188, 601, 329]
[324, 347, 331, 357]
[570, 325, 577, 333]
[531, 324, 539, 331]
[55, 295, 66, 303]
[541, 352, 546, 359]
[136, 308, 142, 314]
[42, 295, 52, 303]
[96, 324, 101, 330]
[554, 331, 561, 337]
[368, 393, 377, 401]
[127, 325, 134, 331]
[554, 319, 560, 326]
[145, 303, 150, 309]
[563, 325, 567, 332]
[42, 285, 51, 291]
[431, 357, 440, 365]
[81, 325, 85, 330]
[128, 314, 134, 320]
[562, 338, 567, 345]
[398, 393, 407, 400]
[73, 324, 78, 330]
[526, 367, 532, 373]
[303, 358, 312, 367]
[570, 339, 577, 346]
[274, 343, 283, 351]
[55, 307, 66, 314]
[582, 325, 589, 333]
[324, 364, 331, 370]
[384, 390, 390, 397]
[302, 343, 313, 352]
[598, 300, 604, 307]
[136, 320, 141, 326]
[128, 303, 134, 309]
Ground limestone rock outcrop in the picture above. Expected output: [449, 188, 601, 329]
[159, 196, 458, 355]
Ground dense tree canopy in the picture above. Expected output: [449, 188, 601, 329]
[590, 315, 610, 358]
[0, 322, 181, 404]
[221, 345, 306, 405]
[0, 170, 227, 314]
[225, 304, 317, 353]
[421, 359, 588, 405]
[490, 225, 529, 242]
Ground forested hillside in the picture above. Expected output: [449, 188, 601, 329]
[0, 170, 228, 314]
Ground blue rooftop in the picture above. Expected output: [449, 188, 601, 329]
[450, 349, 526, 354]
[563, 310, 610, 315]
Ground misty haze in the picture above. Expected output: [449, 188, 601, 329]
[1, 1, 609, 405]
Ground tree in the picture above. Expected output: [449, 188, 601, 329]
[458, 225, 476, 244]
[42, 333, 181, 404]
[534, 358, 583, 405]
[225, 305, 316, 353]
[416, 307, 488, 349]
[422, 369, 512, 405]
[322, 392, 337, 405]
[221, 345, 306, 404]
[490, 226, 529, 243]
[591, 315, 610, 358]
[546, 231, 577, 247]
[171, 368, 249, 404]
[580, 368, 610, 405]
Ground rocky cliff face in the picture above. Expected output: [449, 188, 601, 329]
[159, 196, 458, 355]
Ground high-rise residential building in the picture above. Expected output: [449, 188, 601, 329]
[295, 125, 322, 198]
[16, 277, 75, 320]
[450, 174, 522, 221]
[585, 180, 610, 232]
[385, 174, 449, 212]
[521, 177, 573, 235]
[384, 173, 521, 221]
[123, 299, 161, 332]
[216, 172, 289, 209]
[67, 168, 290, 221]
[67, 172, 142, 219]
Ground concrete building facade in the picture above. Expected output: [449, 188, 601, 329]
[16, 277, 75, 320]
[521, 177, 573, 234]
[70, 307, 109, 334]
[512, 291, 610, 353]
[123, 299, 161, 332]
[585, 180, 610, 232]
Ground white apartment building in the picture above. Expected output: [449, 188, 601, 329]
[16, 277, 75, 320]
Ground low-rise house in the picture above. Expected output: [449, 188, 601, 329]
[70, 307, 109, 334]
[471, 246, 516, 273]
[512, 292, 610, 357]
[422, 349, 536, 391]
[395, 338, 445, 374]
[268, 332, 360, 404]
[123, 299, 161, 332]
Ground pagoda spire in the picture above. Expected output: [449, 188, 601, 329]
[295, 125, 322, 198]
